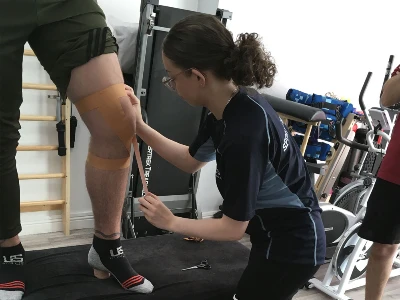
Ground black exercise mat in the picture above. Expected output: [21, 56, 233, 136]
[23, 233, 250, 300]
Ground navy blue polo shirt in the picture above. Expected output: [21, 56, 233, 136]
[189, 87, 326, 266]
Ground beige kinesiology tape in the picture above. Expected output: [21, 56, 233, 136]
[74, 83, 134, 171]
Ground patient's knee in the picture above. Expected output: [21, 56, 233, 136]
[74, 84, 135, 170]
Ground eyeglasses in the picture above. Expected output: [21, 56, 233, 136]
[162, 68, 193, 92]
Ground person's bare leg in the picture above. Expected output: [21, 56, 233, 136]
[365, 243, 398, 300]
[0, 236, 20, 248]
[67, 54, 128, 239]
[66, 53, 153, 293]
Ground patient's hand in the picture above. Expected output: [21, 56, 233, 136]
[138, 192, 177, 231]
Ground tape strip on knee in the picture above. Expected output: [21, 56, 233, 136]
[75, 83, 133, 170]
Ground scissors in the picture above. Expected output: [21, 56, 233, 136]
[181, 259, 211, 271]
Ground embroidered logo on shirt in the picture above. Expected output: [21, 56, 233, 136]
[216, 169, 222, 180]
[279, 118, 289, 152]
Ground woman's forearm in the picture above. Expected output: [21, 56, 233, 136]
[136, 122, 203, 174]
[169, 215, 248, 242]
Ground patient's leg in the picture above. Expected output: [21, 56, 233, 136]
[67, 53, 153, 293]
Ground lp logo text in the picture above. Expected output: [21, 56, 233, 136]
[110, 246, 124, 258]
[3, 254, 24, 265]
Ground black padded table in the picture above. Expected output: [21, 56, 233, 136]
[23, 233, 250, 300]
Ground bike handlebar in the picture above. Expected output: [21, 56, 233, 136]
[336, 56, 395, 155]
[335, 121, 369, 151]
[359, 72, 371, 112]
[335, 120, 390, 154]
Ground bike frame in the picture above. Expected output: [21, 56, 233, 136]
[309, 67, 400, 299]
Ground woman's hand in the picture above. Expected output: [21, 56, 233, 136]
[138, 192, 177, 231]
[125, 85, 145, 131]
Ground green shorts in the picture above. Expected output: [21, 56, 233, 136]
[1, 0, 118, 100]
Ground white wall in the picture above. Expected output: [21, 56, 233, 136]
[218, 0, 399, 109]
[97, 0, 141, 22]
[18, 55, 64, 234]
[197, 0, 219, 15]
[160, 0, 199, 11]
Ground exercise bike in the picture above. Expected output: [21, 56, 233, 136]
[306, 71, 400, 300]
[316, 71, 392, 256]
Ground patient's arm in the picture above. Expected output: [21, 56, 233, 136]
[136, 122, 207, 174]
[381, 72, 400, 108]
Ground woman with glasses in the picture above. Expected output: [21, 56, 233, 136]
[128, 12, 326, 300]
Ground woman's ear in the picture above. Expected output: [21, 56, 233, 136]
[191, 69, 206, 87]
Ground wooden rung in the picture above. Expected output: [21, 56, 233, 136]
[20, 200, 65, 213]
[17, 145, 58, 151]
[23, 83, 57, 91]
[20, 115, 57, 121]
[19, 173, 65, 180]
[24, 49, 36, 56]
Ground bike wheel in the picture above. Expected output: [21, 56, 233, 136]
[333, 180, 370, 215]
[332, 222, 373, 281]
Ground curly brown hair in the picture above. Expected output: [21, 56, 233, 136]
[162, 13, 277, 89]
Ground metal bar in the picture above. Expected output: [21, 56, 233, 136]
[20, 200, 65, 213]
[20, 115, 57, 121]
[23, 49, 35, 56]
[17, 145, 58, 151]
[23, 83, 57, 91]
[134, 3, 153, 96]
[127, 2, 153, 215]
[153, 26, 170, 32]
[308, 279, 352, 300]
[19, 173, 65, 180]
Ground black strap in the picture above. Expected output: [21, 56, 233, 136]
[310, 102, 339, 111]
[320, 119, 336, 138]
[70, 116, 78, 148]
[56, 121, 66, 156]
[56, 94, 66, 156]
[93, 28, 101, 57]
[374, 122, 382, 135]
[189, 173, 198, 219]
[311, 101, 343, 123]
[86, 29, 94, 61]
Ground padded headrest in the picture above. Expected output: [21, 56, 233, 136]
[243, 87, 326, 123]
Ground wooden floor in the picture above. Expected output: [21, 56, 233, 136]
[20, 229, 400, 299]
